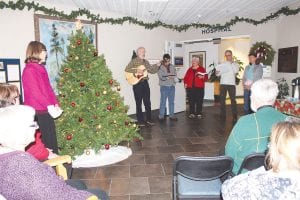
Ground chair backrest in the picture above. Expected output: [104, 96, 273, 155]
[237, 153, 266, 175]
[173, 156, 234, 181]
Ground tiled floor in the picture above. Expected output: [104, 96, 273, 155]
[72, 104, 242, 200]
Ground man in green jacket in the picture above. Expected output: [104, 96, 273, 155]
[225, 79, 286, 174]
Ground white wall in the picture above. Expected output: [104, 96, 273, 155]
[275, 14, 300, 95]
[179, 13, 300, 93]
[0, 9, 180, 115]
[1, 7, 299, 114]
[97, 23, 180, 114]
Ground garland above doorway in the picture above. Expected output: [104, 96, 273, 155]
[0, 0, 300, 32]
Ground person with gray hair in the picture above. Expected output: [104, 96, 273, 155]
[224, 79, 287, 174]
[222, 119, 300, 199]
[125, 47, 160, 126]
[0, 105, 108, 200]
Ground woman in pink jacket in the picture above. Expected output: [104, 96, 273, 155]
[22, 41, 62, 154]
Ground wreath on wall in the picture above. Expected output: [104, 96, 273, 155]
[249, 41, 276, 66]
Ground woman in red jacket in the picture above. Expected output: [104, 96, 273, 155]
[184, 56, 208, 119]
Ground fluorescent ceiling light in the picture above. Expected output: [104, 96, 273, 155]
[139, 0, 168, 1]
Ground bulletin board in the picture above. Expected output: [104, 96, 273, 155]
[0, 58, 23, 104]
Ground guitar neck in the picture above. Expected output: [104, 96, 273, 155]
[162, 74, 176, 77]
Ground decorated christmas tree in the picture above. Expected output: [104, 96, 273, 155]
[56, 22, 140, 157]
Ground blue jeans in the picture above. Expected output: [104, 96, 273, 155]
[244, 89, 251, 114]
[159, 86, 175, 118]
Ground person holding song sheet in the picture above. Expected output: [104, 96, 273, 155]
[184, 56, 208, 119]
[216, 50, 239, 123]
[157, 54, 178, 121]
[125, 47, 160, 127]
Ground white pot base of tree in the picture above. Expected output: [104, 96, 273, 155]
[72, 146, 132, 168]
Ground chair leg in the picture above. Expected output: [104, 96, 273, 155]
[172, 176, 177, 200]
[56, 164, 68, 180]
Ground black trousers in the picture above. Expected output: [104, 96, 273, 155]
[36, 112, 59, 154]
[187, 87, 204, 115]
[133, 80, 151, 123]
[220, 84, 237, 119]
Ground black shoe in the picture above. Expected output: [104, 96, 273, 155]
[170, 116, 178, 121]
[137, 122, 146, 127]
[146, 121, 155, 126]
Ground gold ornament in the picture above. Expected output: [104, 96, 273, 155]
[85, 150, 90, 155]
[103, 90, 107, 95]
[97, 125, 102, 129]
[133, 124, 137, 128]
[75, 56, 79, 60]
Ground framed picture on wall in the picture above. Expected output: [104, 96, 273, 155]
[174, 57, 184, 67]
[34, 14, 97, 93]
[278, 46, 298, 73]
[189, 51, 206, 68]
[0, 58, 23, 103]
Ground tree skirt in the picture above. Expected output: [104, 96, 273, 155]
[72, 146, 132, 168]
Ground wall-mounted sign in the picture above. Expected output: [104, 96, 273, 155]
[202, 27, 232, 35]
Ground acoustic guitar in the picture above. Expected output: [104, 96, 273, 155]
[125, 65, 148, 85]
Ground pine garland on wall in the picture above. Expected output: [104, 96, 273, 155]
[0, 0, 300, 32]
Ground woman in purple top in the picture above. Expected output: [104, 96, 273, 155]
[0, 105, 98, 200]
[22, 41, 62, 153]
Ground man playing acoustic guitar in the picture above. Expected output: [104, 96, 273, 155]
[125, 47, 160, 127]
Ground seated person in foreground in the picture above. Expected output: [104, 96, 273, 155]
[222, 120, 300, 199]
[0, 105, 103, 200]
[0, 83, 54, 161]
[225, 79, 286, 174]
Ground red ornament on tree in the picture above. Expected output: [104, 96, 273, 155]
[71, 102, 76, 107]
[107, 105, 112, 111]
[125, 121, 129, 126]
[80, 82, 85, 87]
[93, 115, 98, 119]
[109, 79, 113, 85]
[79, 117, 83, 122]
[95, 92, 100, 97]
[77, 40, 81, 45]
[64, 68, 70, 73]
[66, 134, 72, 140]
[105, 144, 110, 150]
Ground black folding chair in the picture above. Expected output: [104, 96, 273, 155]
[173, 156, 233, 200]
[237, 153, 266, 175]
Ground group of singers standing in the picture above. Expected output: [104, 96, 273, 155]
[125, 47, 262, 127]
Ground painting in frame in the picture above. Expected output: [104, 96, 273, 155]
[189, 51, 206, 68]
[34, 14, 97, 93]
